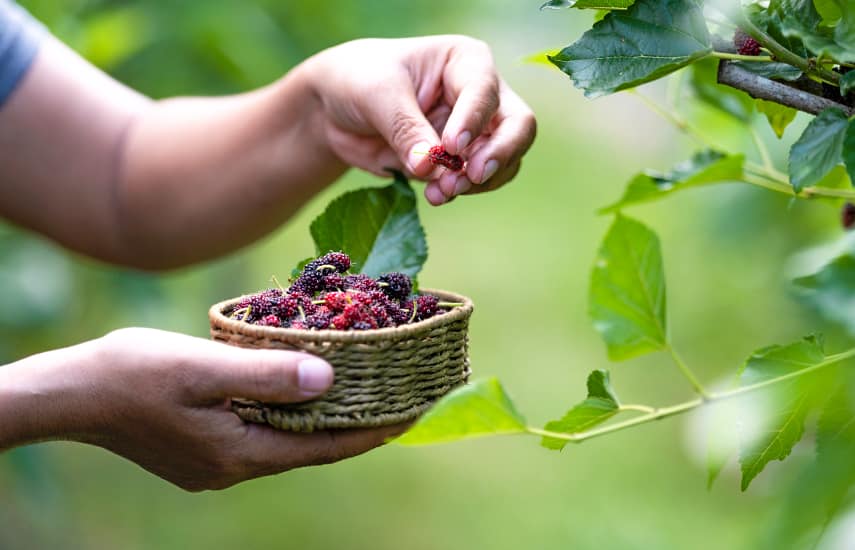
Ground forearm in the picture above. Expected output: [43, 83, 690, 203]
[0, 341, 99, 451]
[117, 61, 347, 269]
[0, 37, 345, 270]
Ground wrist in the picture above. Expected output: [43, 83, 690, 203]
[270, 56, 348, 180]
[0, 340, 102, 450]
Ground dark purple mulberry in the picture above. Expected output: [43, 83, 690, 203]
[319, 252, 351, 273]
[344, 274, 379, 293]
[378, 272, 413, 302]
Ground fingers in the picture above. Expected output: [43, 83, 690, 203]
[464, 81, 536, 186]
[196, 344, 334, 404]
[361, 73, 441, 179]
[440, 38, 500, 156]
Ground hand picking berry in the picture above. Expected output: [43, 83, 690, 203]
[428, 145, 465, 172]
[229, 252, 461, 330]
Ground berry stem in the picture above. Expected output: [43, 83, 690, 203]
[526, 347, 855, 443]
[437, 301, 464, 308]
[270, 275, 287, 293]
[710, 51, 773, 62]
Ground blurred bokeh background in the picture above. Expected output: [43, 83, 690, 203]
[1, 1, 851, 548]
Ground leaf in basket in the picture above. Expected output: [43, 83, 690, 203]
[310, 172, 428, 278]
[393, 378, 527, 446]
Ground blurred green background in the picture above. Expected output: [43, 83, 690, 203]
[1, 1, 850, 548]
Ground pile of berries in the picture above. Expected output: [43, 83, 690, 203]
[733, 29, 762, 56]
[428, 145, 465, 172]
[229, 252, 452, 330]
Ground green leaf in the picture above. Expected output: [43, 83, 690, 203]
[737, 335, 826, 491]
[788, 108, 849, 192]
[523, 48, 562, 68]
[600, 150, 744, 213]
[781, 0, 855, 63]
[690, 57, 754, 121]
[793, 251, 855, 334]
[310, 174, 427, 278]
[548, 0, 711, 98]
[540, 0, 635, 9]
[394, 378, 527, 446]
[589, 214, 667, 360]
[732, 61, 802, 82]
[706, 398, 740, 490]
[541, 370, 621, 450]
[841, 71, 855, 97]
[755, 99, 798, 139]
[813, 0, 842, 26]
[845, 119, 855, 187]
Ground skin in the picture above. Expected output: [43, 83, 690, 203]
[0, 33, 536, 491]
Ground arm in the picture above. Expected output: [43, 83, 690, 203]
[0, 328, 403, 491]
[0, 35, 535, 270]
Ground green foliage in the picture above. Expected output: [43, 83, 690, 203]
[394, 378, 526, 446]
[548, 0, 711, 97]
[690, 57, 754, 121]
[755, 100, 798, 139]
[737, 336, 826, 490]
[793, 250, 855, 334]
[600, 150, 745, 212]
[541, 370, 620, 450]
[780, 0, 855, 62]
[540, 0, 636, 9]
[842, 71, 855, 97]
[788, 108, 850, 192]
[309, 174, 427, 278]
[589, 215, 667, 360]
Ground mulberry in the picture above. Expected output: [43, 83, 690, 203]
[428, 145, 465, 172]
[734, 29, 761, 56]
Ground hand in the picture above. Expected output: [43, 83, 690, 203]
[1, 328, 404, 491]
[304, 35, 537, 205]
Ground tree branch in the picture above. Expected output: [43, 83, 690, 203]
[717, 61, 854, 117]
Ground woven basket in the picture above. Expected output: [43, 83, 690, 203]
[208, 288, 473, 432]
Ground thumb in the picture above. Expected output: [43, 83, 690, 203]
[203, 348, 334, 404]
[362, 75, 440, 178]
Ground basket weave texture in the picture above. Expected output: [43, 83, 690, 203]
[209, 288, 473, 432]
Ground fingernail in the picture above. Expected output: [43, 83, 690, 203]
[297, 358, 334, 395]
[425, 184, 447, 205]
[454, 176, 472, 196]
[408, 141, 432, 172]
[481, 160, 499, 184]
[456, 131, 472, 153]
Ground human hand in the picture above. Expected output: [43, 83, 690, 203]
[302, 35, 537, 205]
[3, 328, 403, 491]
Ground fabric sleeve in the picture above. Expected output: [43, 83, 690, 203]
[0, 1, 45, 108]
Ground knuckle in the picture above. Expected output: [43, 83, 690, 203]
[388, 110, 422, 152]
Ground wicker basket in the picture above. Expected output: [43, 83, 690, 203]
[208, 288, 473, 432]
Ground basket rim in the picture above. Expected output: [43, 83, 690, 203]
[209, 287, 473, 344]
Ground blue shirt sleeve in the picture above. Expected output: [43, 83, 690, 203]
[0, 0, 44, 108]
